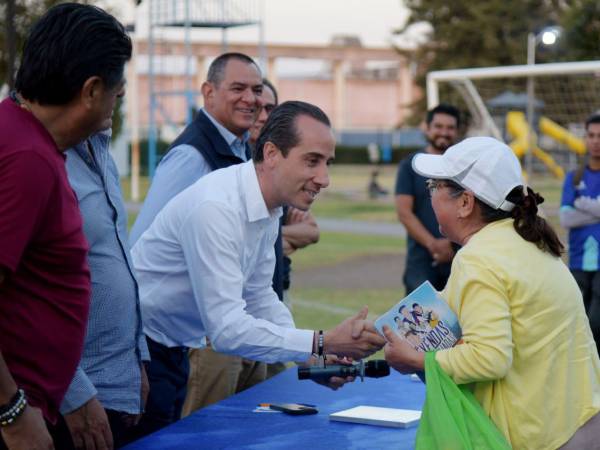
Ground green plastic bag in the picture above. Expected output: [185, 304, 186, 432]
[415, 352, 512, 450]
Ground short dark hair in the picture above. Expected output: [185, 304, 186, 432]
[253, 101, 331, 162]
[207, 53, 260, 86]
[15, 3, 131, 105]
[426, 103, 461, 128]
[585, 113, 600, 130]
[573, 113, 600, 187]
[262, 78, 279, 105]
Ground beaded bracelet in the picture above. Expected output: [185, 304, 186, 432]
[317, 330, 327, 366]
[317, 330, 324, 357]
[0, 389, 27, 428]
[0, 389, 21, 416]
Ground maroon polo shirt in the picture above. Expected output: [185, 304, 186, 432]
[0, 97, 90, 422]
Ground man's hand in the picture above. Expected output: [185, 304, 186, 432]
[1, 405, 54, 450]
[428, 238, 455, 264]
[324, 307, 386, 360]
[64, 397, 113, 450]
[286, 207, 309, 225]
[382, 325, 424, 374]
[302, 355, 355, 390]
[282, 208, 319, 256]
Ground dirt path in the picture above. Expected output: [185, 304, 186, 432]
[292, 252, 406, 290]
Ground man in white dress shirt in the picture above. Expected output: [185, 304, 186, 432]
[131, 101, 385, 436]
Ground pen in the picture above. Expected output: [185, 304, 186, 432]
[258, 403, 317, 408]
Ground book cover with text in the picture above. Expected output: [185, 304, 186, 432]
[375, 281, 461, 352]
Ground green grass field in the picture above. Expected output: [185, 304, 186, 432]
[290, 231, 404, 271]
[310, 164, 397, 222]
[289, 231, 405, 341]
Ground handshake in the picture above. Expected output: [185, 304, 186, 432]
[317, 306, 386, 361]
[303, 306, 387, 390]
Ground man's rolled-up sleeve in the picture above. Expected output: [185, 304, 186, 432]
[59, 366, 98, 414]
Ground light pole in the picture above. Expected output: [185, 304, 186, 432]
[525, 27, 561, 179]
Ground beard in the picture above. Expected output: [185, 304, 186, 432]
[428, 135, 453, 152]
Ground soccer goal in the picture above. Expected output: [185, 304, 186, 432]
[426, 61, 600, 178]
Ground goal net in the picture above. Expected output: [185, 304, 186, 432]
[426, 61, 600, 179]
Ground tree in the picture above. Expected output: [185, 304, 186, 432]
[562, 1, 600, 62]
[395, 0, 598, 124]
[1, 0, 125, 139]
[1, 0, 67, 89]
[5, 0, 16, 90]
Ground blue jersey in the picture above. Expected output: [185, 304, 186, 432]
[561, 168, 600, 270]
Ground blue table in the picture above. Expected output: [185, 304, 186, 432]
[125, 368, 426, 449]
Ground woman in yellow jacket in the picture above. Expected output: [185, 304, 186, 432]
[383, 137, 600, 450]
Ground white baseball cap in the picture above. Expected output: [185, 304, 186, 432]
[412, 136, 524, 212]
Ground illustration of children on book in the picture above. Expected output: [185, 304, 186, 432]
[394, 314, 424, 348]
[375, 281, 462, 353]
[396, 304, 438, 335]
[411, 303, 440, 330]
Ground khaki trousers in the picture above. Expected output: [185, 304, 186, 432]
[181, 346, 267, 418]
[266, 361, 288, 379]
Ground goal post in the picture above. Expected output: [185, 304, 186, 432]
[426, 61, 600, 178]
[427, 61, 600, 109]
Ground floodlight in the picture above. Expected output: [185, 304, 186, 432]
[541, 31, 557, 46]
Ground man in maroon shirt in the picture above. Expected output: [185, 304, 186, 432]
[0, 4, 131, 449]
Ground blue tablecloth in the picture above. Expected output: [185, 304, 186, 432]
[125, 367, 426, 449]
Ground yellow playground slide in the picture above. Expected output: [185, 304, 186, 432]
[506, 111, 565, 179]
[538, 117, 586, 156]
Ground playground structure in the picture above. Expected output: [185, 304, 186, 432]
[126, 1, 416, 201]
[426, 60, 600, 179]
[505, 111, 586, 180]
[144, 0, 262, 179]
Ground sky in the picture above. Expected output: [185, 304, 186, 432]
[106, 0, 412, 48]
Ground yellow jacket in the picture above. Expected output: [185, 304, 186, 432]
[436, 219, 600, 450]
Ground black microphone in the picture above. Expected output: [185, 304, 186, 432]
[297, 360, 390, 382]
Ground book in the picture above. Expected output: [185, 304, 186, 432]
[374, 281, 461, 352]
[329, 406, 421, 428]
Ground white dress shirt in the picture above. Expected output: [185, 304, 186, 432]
[132, 160, 314, 363]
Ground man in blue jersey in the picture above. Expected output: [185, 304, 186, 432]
[560, 113, 600, 355]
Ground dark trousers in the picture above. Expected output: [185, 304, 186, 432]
[106, 409, 140, 448]
[404, 259, 452, 294]
[131, 336, 189, 441]
[0, 413, 75, 450]
[571, 270, 600, 356]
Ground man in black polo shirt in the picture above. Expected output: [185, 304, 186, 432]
[395, 104, 460, 294]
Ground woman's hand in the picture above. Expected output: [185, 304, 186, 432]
[382, 325, 425, 374]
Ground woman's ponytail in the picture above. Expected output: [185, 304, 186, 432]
[478, 186, 564, 258]
[509, 187, 563, 257]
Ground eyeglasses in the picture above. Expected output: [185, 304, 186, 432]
[426, 179, 465, 198]
[426, 179, 448, 195]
